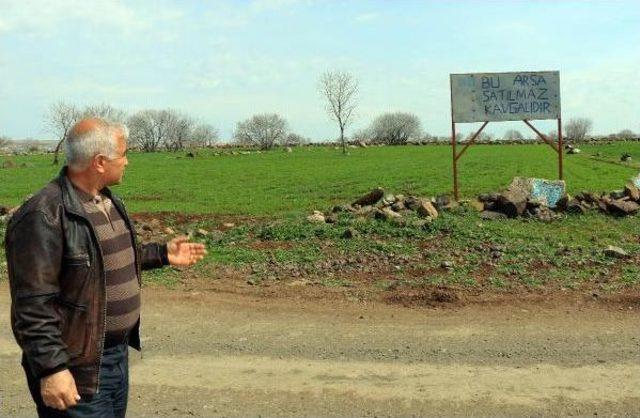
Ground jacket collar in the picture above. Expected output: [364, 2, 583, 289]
[55, 166, 116, 218]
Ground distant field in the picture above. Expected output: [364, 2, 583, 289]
[1, 143, 639, 215]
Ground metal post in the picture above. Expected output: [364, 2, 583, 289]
[450, 77, 459, 201]
[558, 117, 563, 180]
[452, 122, 458, 201]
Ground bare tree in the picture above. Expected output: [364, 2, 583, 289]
[351, 128, 372, 144]
[283, 133, 308, 147]
[81, 103, 127, 123]
[46, 102, 80, 165]
[190, 123, 219, 148]
[564, 118, 593, 142]
[127, 109, 174, 152]
[164, 113, 195, 152]
[369, 112, 422, 145]
[616, 129, 635, 139]
[234, 114, 288, 150]
[503, 129, 523, 141]
[318, 70, 358, 154]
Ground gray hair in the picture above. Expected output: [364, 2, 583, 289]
[64, 120, 129, 169]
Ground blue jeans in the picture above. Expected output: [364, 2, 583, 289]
[24, 344, 129, 418]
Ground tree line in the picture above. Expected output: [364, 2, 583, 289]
[12, 70, 637, 164]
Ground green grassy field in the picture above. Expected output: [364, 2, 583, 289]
[1, 142, 639, 215]
[3, 143, 640, 295]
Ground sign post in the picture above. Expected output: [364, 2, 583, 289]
[450, 71, 562, 200]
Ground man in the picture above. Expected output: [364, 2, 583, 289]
[5, 118, 207, 417]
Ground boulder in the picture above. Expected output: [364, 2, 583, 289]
[607, 199, 640, 216]
[624, 183, 640, 201]
[610, 190, 625, 200]
[404, 196, 421, 211]
[604, 245, 628, 258]
[417, 200, 438, 219]
[374, 208, 401, 221]
[307, 211, 326, 223]
[352, 187, 384, 207]
[391, 202, 405, 212]
[341, 228, 358, 239]
[435, 194, 452, 211]
[566, 199, 587, 215]
[497, 189, 528, 217]
[356, 205, 375, 217]
[324, 214, 338, 224]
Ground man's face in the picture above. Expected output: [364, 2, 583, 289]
[102, 131, 128, 186]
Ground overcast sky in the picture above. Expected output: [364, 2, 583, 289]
[1, 0, 639, 141]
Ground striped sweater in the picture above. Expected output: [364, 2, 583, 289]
[76, 187, 140, 348]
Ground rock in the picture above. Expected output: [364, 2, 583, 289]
[222, 222, 236, 228]
[607, 199, 640, 216]
[624, 183, 640, 201]
[556, 195, 570, 211]
[610, 190, 625, 200]
[356, 205, 375, 217]
[567, 147, 581, 154]
[163, 227, 175, 235]
[357, 141, 368, 148]
[196, 228, 209, 237]
[307, 211, 326, 223]
[478, 193, 500, 203]
[341, 228, 358, 239]
[285, 147, 293, 153]
[417, 200, 438, 219]
[383, 194, 396, 205]
[324, 214, 338, 224]
[374, 208, 401, 221]
[497, 189, 528, 217]
[621, 153, 632, 162]
[332, 204, 351, 213]
[352, 187, 384, 207]
[604, 245, 628, 258]
[566, 198, 586, 215]
[391, 202, 405, 212]
[404, 196, 421, 211]
[141, 224, 153, 232]
[440, 261, 454, 269]
[480, 210, 507, 220]
[435, 194, 452, 210]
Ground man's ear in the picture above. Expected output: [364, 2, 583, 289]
[93, 155, 107, 174]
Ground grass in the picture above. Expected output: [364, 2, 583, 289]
[2, 142, 640, 293]
[1, 142, 639, 215]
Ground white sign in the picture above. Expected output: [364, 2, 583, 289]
[450, 71, 560, 123]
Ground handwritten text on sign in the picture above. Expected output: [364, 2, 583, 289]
[450, 71, 560, 123]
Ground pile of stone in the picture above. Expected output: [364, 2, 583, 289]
[476, 177, 565, 221]
[476, 176, 640, 219]
[307, 187, 455, 228]
[562, 183, 640, 216]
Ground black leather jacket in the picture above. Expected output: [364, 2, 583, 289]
[5, 168, 168, 395]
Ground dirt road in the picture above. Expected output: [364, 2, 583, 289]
[1, 283, 639, 417]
